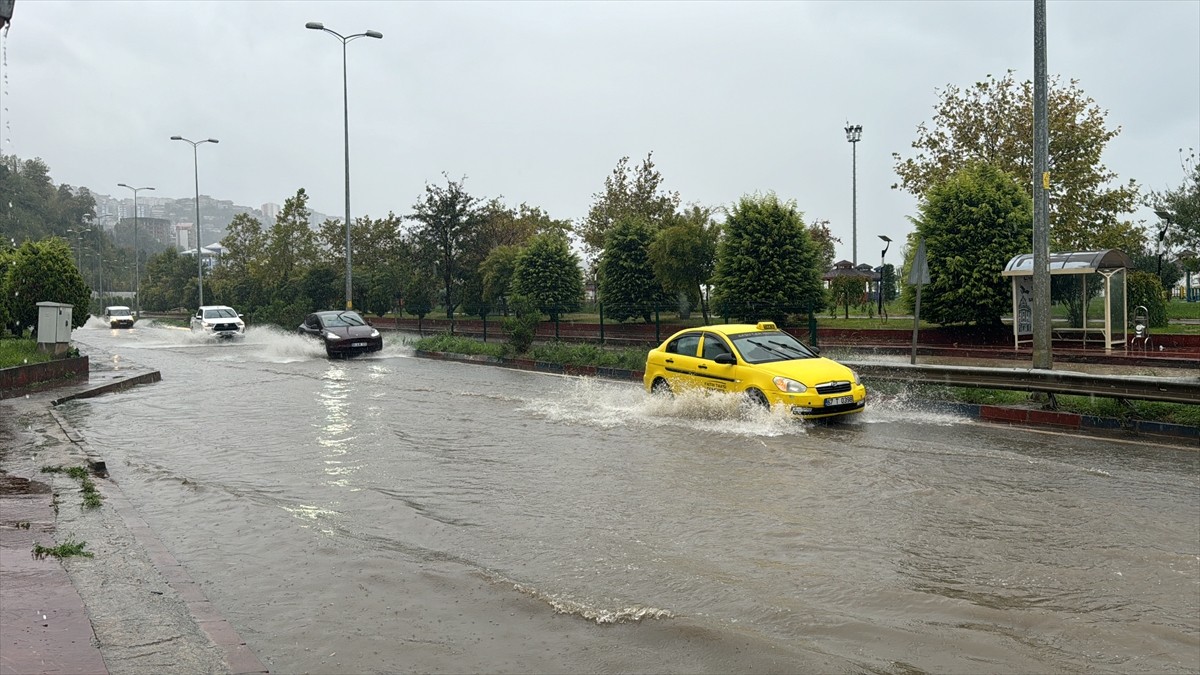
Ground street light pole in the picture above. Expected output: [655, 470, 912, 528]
[844, 124, 863, 266]
[170, 136, 219, 307]
[306, 21, 383, 311]
[878, 235, 891, 321]
[1154, 209, 1174, 281]
[118, 183, 154, 317]
[94, 218, 104, 310]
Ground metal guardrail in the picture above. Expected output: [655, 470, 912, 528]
[848, 362, 1200, 405]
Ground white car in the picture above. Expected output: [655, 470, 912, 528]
[103, 305, 135, 329]
[190, 305, 246, 338]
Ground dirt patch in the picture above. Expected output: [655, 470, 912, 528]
[0, 470, 51, 495]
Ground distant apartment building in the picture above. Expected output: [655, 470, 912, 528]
[261, 202, 280, 222]
[176, 223, 193, 250]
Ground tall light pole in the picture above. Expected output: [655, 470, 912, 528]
[844, 123, 863, 266]
[878, 235, 892, 321]
[118, 183, 154, 317]
[306, 21, 383, 310]
[170, 136, 218, 307]
[94, 217, 104, 310]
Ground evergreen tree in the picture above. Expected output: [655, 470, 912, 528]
[711, 194, 824, 324]
[511, 232, 583, 322]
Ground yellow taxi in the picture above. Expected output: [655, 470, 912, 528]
[643, 322, 866, 420]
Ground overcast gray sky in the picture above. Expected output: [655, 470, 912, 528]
[2, 0, 1197, 264]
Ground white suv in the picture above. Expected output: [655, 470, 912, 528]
[103, 305, 135, 329]
[190, 305, 246, 338]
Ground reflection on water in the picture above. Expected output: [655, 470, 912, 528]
[63, 323, 1200, 674]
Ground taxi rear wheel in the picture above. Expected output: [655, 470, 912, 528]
[650, 378, 672, 396]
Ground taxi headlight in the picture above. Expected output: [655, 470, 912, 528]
[850, 369, 861, 385]
[772, 376, 807, 393]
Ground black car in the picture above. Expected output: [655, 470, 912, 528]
[299, 310, 384, 358]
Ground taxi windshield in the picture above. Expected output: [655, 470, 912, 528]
[729, 331, 817, 364]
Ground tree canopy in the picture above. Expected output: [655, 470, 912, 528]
[906, 161, 1033, 327]
[3, 238, 92, 335]
[409, 175, 484, 320]
[711, 194, 825, 323]
[510, 231, 583, 322]
[893, 71, 1140, 252]
[648, 206, 720, 324]
[1148, 150, 1199, 271]
[580, 153, 679, 264]
[598, 217, 665, 323]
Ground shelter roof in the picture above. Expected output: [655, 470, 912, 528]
[1001, 250, 1131, 277]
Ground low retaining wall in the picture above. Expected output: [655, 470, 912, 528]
[0, 356, 89, 400]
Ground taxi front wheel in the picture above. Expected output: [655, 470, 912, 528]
[743, 388, 769, 409]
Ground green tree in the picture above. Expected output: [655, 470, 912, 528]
[409, 175, 484, 320]
[711, 193, 825, 324]
[141, 248, 198, 311]
[4, 238, 92, 335]
[1148, 151, 1199, 282]
[648, 206, 720, 324]
[479, 245, 522, 316]
[580, 153, 680, 264]
[1126, 270, 1168, 329]
[263, 189, 321, 294]
[908, 162, 1033, 327]
[598, 217, 665, 324]
[893, 71, 1139, 251]
[807, 219, 840, 274]
[827, 275, 867, 320]
[511, 231, 583, 322]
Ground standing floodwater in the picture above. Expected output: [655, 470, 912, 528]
[50, 321, 1200, 673]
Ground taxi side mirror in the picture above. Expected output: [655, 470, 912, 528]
[714, 353, 736, 365]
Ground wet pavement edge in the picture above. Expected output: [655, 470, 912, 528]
[0, 366, 269, 675]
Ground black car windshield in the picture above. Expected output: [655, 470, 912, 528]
[729, 331, 817, 364]
[321, 312, 367, 328]
[204, 308, 238, 319]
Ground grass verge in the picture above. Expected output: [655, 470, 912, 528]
[0, 338, 54, 369]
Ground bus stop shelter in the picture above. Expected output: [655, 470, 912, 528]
[1000, 249, 1131, 354]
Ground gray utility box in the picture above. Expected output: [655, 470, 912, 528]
[36, 302, 74, 355]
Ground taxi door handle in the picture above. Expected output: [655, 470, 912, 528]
[698, 364, 708, 369]
[665, 358, 675, 363]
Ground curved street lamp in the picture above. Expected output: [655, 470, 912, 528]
[1154, 209, 1174, 279]
[118, 183, 154, 317]
[170, 136, 219, 307]
[306, 21, 383, 310]
[878, 235, 892, 321]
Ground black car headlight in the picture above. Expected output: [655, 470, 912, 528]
[324, 331, 343, 340]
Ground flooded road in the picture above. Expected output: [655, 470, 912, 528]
[51, 320, 1200, 673]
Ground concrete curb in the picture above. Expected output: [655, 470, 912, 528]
[415, 349, 1199, 446]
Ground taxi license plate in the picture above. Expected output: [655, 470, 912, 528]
[825, 395, 853, 407]
[352, 342, 368, 347]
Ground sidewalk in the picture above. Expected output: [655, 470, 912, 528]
[0, 351, 268, 675]
[0, 475, 107, 675]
